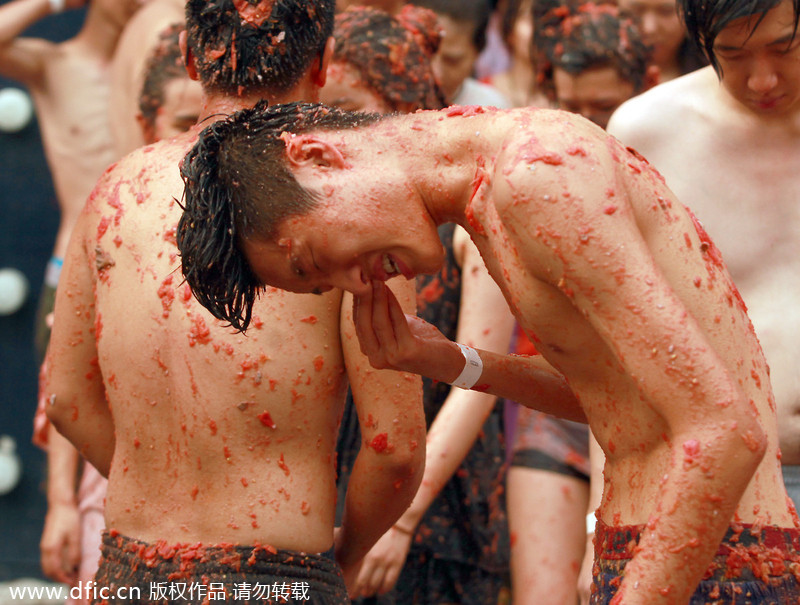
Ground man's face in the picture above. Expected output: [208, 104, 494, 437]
[713, 0, 800, 116]
[618, 0, 685, 69]
[554, 65, 636, 129]
[433, 15, 480, 103]
[149, 77, 203, 144]
[320, 62, 393, 113]
[241, 191, 444, 296]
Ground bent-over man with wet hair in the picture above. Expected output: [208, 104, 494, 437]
[178, 101, 800, 604]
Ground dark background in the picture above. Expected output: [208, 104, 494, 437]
[0, 1, 86, 580]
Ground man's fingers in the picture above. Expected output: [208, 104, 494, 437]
[361, 563, 387, 598]
[379, 563, 402, 595]
[353, 288, 378, 357]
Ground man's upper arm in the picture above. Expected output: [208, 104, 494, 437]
[44, 192, 113, 471]
[0, 37, 49, 86]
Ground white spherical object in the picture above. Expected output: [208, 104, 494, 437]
[0, 268, 29, 315]
[0, 87, 34, 133]
[0, 436, 22, 495]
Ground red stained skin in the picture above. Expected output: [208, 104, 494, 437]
[187, 314, 211, 347]
[313, 356, 324, 372]
[369, 433, 389, 453]
[443, 105, 489, 118]
[97, 216, 111, 239]
[300, 315, 318, 324]
[514, 136, 564, 167]
[683, 439, 701, 468]
[162, 226, 177, 245]
[277, 454, 290, 475]
[94, 312, 103, 342]
[157, 276, 175, 318]
[257, 411, 276, 429]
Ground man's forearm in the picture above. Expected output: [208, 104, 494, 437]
[613, 427, 765, 604]
[337, 447, 424, 570]
[467, 349, 585, 423]
[0, 0, 51, 47]
[46, 426, 80, 505]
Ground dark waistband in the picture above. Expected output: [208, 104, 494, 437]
[100, 530, 341, 580]
[595, 519, 800, 561]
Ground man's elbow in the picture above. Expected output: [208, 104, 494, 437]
[712, 414, 768, 475]
[43, 390, 69, 434]
[384, 436, 426, 496]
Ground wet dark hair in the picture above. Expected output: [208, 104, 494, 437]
[539, 4, 652, 93]
[177, 101, 384, 331]
[333, 5, 446, 111]
[677, 0, 800, 73]
[185, 0, 335, 95]
[139, 23, 187, 134]
[413, 0, 492, 51]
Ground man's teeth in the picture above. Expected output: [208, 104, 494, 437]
[382, 255, 399, 275]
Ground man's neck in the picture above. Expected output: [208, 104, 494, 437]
[198, 79, 321, 124]
[387, 111, 489, 227]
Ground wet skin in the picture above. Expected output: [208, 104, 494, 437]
[607, 0, 800, 463]
[45, 129, 425, 565]
[241, 106, 794, 604]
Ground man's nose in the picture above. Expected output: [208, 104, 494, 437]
[330, 265, 371, 296]
[748, 57, 779, 94]
[640, 10, 659, 36]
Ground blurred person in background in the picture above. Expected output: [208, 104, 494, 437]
[415, 0, 512, 107]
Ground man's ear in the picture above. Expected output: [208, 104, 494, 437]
[179, 30, 200, 82]
[284, 134, 347, 170]
[311, 36, 336, 89]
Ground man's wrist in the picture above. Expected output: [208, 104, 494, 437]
[450, 343, 483, 390]
[392, 522, 415, 536]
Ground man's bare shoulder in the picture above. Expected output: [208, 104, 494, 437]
[608, 67, 719, 146]
[83, 132, 196, 217]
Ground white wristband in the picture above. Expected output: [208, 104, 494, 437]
[48, 0, 66, 13]
[451, 343, 483, 390]
[586, 512, 596, 535]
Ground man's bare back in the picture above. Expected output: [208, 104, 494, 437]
[609, 65, 800, 464]
[47, 126, 425, 556]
